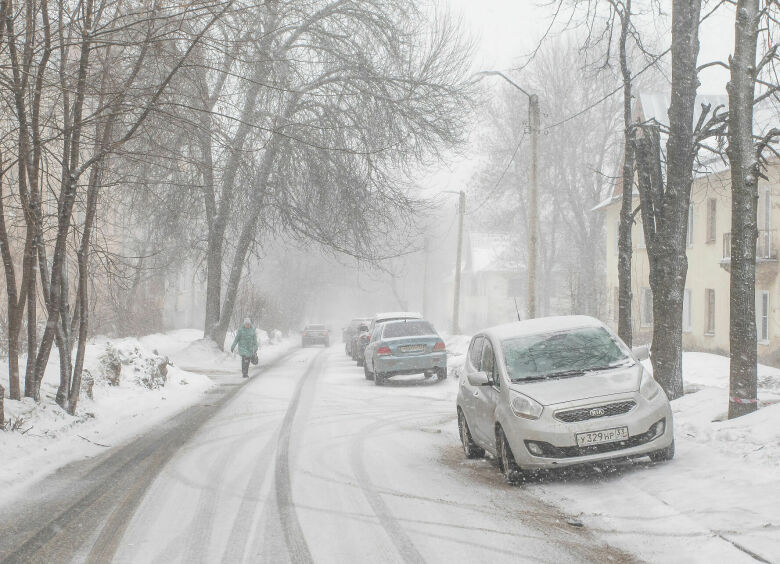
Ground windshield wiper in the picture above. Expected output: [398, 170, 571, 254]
[513, 369, 586, 382]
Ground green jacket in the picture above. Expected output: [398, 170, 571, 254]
[231, 326, 258, 357]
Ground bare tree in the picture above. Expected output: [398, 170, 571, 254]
[632, 0, 704, 401]
[726, 0, 780, 418]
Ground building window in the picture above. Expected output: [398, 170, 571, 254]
[683, 289, 692, 333]
[705, 288, 715, 335]
[706, 199, 717, 243]
[687, 202, 695, 247]
[640, 288, 653, 327]
[757, 291, 770, 343]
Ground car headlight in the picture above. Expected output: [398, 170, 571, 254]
[639, 370, 661, 401]
[510, 393, 543, 420]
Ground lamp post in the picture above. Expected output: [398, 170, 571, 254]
[442, 190, 466, 334]
[474, 71, 539, 319]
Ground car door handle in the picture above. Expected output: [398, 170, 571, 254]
[473, 390, 480, 397]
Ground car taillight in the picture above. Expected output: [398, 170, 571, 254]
[433, 341, 446, 352]
[303, 332, 308, 336]
[377, 346, 391, 355]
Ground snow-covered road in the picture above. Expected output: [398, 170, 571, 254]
[0, 347, 634, 563]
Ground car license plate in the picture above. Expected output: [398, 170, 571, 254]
[576, 426, 629, 447]
[400, 344, 425, 353]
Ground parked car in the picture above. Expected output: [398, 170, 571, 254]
[351, 323, 370, 362]
[456, 316, 674, 483]
[363, 319, 447, 385]
[343, 318, 371, 356]
[355, 311, 422, 366]
[302, 324, 330, 347]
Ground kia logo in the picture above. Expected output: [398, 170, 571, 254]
[589, 408, 606, 417]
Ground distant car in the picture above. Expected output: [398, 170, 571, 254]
[351, 323, 370, 363]
[363, 319, 447, 385]
[302, 324, 330, 347]
[355, 311, 422, 366]
[343, 318, 371, 356]
[456, 316, 674, 483]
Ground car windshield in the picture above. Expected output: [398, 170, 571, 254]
[383, 321, 435, 338]
[502, 327, 632, 381]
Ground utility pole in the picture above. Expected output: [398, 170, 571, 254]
[528, 94, 539, 319]
[473, 71, 539, 319]
[422, 236, 429, 318]
[452, 191, 465, 334]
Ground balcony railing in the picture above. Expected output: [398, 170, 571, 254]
[722, 230, 775, 260]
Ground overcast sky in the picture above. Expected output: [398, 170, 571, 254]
[423, 0, 737, 194]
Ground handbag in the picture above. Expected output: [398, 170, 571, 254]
[251, 353, 259, 365]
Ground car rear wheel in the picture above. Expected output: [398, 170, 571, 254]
[648, 439, 675, 463]
[374, 372, 384, 386]
[363, 363, 374, 380]
[458, 410, 484, 459]
[357, 357, 364, 367]
[437, 367, 447, 381]
[496, 427, 523, 484]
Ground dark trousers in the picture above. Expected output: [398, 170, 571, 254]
[241, 355, 250, 377]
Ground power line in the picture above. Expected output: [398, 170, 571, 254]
[468, 131, 527, 215]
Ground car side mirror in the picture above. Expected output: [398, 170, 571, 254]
[467, 370, 491, 386]
[632, 345, 650, 361]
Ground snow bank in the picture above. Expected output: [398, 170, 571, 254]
[535, 351, 780, 562]
[0, 331, 218, 505]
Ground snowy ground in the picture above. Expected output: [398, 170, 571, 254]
[0, 329, 295, 506]
[1, 333, 778, 562]
[445, 335, 780, 563]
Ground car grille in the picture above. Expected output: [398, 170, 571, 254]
[524, 419, 664, 459]
[554, 400, 636, 423]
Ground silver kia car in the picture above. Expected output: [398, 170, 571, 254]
[456, 316, 674, 483]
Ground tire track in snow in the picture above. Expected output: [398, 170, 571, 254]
[350, 416, 427, 564]
[272, 348, 327, 564]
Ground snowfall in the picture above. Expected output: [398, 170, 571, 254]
[1, 330, 779, 563]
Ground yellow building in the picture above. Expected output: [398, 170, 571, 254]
[598, 93, 779, 366]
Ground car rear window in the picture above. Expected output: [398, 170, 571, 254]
[502, 327, 631, 381]
[383, 321, 435, 338]
[307, 325, 326, 330]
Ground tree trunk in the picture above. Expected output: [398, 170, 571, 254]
[727, 0, 760, 419]
[617, 0, 635, 347]
[649, 251, 686, 400]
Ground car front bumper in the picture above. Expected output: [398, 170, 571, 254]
[502, 391, 674, 469]
[374, 352, 447, 375]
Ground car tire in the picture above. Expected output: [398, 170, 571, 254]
[458, 410, 484, 459]
[496, 427, 523, 484]
[364, 363, 374, 380]
[648, 439, 675, 463]
[374, 372, 384, 386]
[325, 339, 330, 347]
[357, 357, 364, 367]
[437, 367, 447, 381]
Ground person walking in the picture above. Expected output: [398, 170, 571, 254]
[231, 318, 259, 378]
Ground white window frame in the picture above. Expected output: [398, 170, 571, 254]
[757, 291, 770, 344]
[705, 288, 716, 336]
[682, 289, 692, 333]
[706, 198, 717, 243]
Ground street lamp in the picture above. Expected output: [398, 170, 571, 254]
[473, 70, 539, 319]
[442, 190, 465, 334]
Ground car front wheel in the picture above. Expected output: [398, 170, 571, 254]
[496, 427, 523, 484]
[458, 410, 484, 459]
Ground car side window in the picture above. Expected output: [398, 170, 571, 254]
[370, 327, 380, 342]
[469, 337, 484, 370]
[481, 340, 499, 388]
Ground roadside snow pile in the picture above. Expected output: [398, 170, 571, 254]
[0, 332, 215, 505]
[443, 334, 471, 378]
[536, 351, 780, 563]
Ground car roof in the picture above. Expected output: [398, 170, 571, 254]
[480, 315, 606, 342]
[373, 311, 422, 321]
